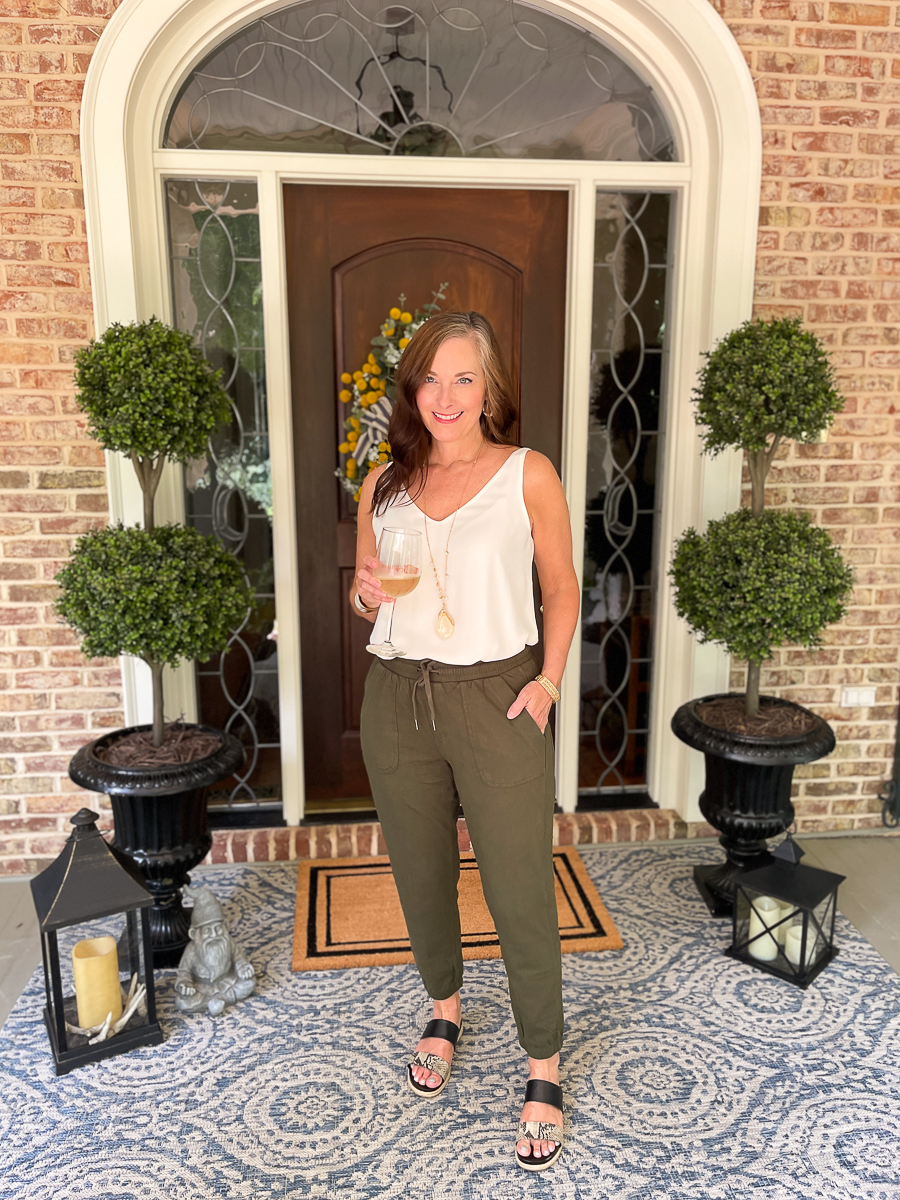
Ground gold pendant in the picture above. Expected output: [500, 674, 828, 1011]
[435, 608, 455, 639]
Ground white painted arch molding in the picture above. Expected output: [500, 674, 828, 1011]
[81, 0, 761, 823]
[83, 0, 761, 319]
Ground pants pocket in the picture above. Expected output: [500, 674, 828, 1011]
[461, 673, 547, 787]
[360, 661, 399, 774]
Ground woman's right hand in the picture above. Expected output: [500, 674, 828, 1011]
[356, 555, 392, 612]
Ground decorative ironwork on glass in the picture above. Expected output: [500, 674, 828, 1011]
[579, 191, 670, 801]
[167, 179, 280, 811]
[164, 0, 675, 161]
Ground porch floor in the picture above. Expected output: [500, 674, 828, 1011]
[2, 839, 900, 1198]
[2, 832, 898, 1029]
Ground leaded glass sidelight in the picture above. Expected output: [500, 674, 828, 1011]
[579, 191, 671, 804]
[166, 179, 280, 813]
[164, 0, 674, 161]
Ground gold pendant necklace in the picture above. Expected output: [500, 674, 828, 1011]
[423, 444, 482, 640]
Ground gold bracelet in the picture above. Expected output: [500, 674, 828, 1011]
[534, 674, 561, 703]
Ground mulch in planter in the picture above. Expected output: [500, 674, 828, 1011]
[695, 696, 818, 738]
[97, 721, 223, 768]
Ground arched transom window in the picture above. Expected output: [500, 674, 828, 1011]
[165, 0, 675, 160]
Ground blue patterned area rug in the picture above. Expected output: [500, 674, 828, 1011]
[2, 842, 900, 1200]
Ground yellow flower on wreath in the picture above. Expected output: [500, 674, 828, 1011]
[336, 284, 448, 504]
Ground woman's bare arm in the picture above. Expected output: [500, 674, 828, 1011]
[349, 464, 393, 623]
[506, 450, 580, 731]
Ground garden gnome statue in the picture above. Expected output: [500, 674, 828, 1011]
[174, 886, 255, 1016]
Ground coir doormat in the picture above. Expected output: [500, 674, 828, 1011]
[292, 846, 623, 971]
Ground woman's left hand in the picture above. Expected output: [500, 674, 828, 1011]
[507, 681, 553, 733]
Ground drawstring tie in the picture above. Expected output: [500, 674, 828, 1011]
[411, 659, 438, 731]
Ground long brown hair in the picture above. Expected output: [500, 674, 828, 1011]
[371, 311, 517, 515]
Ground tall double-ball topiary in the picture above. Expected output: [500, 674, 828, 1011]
[56, 318, 252, 747]
[670, 317, 853, 719]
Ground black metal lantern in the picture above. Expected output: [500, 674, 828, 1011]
[30, 808, 163, 1075]
[725, 832, 845, 989]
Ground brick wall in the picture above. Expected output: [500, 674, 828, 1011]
[1, 0, 899, 873]
[0, 0, 122, 873]
[711, 0, 900, 831]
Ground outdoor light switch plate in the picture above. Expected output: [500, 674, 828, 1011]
[841, 686, 876, 708]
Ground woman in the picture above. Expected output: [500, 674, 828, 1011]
[350, 311, 579, 1171]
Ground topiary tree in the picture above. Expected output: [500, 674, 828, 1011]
[56, 525, 251, 747]
[73, 317, 232, 531]
[57, 317, 245, 748]
[670, 317, 853, 719]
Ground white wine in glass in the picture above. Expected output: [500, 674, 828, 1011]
[366, 527, 421, 659]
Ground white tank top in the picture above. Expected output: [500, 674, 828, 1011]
[369, 446, 538, 664]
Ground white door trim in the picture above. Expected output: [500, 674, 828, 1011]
[82, 0, 761, 825]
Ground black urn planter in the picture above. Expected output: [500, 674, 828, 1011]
[69, 724, 244, 968]
[671, 694, 835, 918]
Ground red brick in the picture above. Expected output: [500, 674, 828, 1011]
[74, 494, 108, 513]
[0, 133, 30, 155]
[41, 188, 83, 209]
[0, 815, 57, 833]
[47, 241, 89, 264]
[65, 445, 104, 468]
[760, 206, 812, 226]
[788, 182, 848, 202]
[33, 79, 84, 102]
[731, 25, 791, 45]
[26, 24, 100, 45]
[828, 2, 890, 22]
[0, 212, 73, 237]
[759, 51, 821, 73]
[780, 280, 844, 298]
[796, 27, 859, 47]
[861, 82, 900, 100]
[820, 106, 881, 125]
[0, 105, 71, 129]
[0, 186, 35, 207]
[51, 292, 93, 315]
[761, 1, 824, 15]
[33, 134, 78, 155]
[825, 53, 886, 76]
[5, 265, 79, 289]
[760, 105, 816, 125]
[0, 238, 42, 260]
[55, 690, 120, 710]
[817, 206, 878, 225]
[758, 79, 793, 101]
[19, 369, 75, 389]
[796, 80, 858, 99]
[812, 255, 872, 273]
[793, 130, 854, 150]
[0, 343, 54, 365]
[1, 158, 75, 183]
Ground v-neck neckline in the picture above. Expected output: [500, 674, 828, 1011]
[411, 448, 522, 525]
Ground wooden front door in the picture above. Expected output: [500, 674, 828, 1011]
[284, 185, 568, 805]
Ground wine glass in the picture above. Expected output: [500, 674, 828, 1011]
[366, 527, 422, 659]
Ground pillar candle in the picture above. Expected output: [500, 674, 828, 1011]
[747, 896, 781, 962]
[72, 935, 123, 1029]
[776, 903, 796, 946]
[784, 923, 813, 969]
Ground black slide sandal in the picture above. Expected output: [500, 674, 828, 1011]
[515, 1078, 564, 1171]
[407, 1017, 463, 1098]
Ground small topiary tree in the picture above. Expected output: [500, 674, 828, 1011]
[73, 317, 232, 531]
[670, 317, 853, 719]
[57, 317, 248, 748]
[56, 525, 251, 746]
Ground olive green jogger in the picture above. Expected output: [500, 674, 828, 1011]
[360, 648, 563, 1060]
